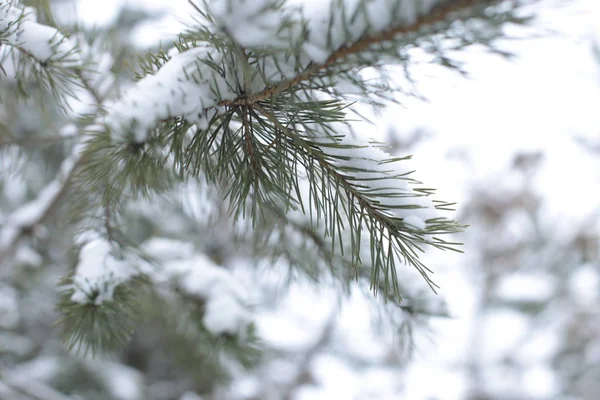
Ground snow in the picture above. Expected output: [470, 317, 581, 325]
[495, 273, 556, 303]
[568, 264, 600, 307]
[203, 294, 248, 334]
[522, 366, 561, 398]
[257, 283, 338, 350]
[0, 3, 23, 33]
[180, 392, 204, 400]
[177, 255, 250, 335]
[70, 233, 250, 335]
[208, 0, 288, 48]
[70, 235, 139, 304]
[5, 181, 61, 228]
[141, 238, 250, 335]
[318, 134, 438, 228]
[104, 45, 234, 143]
[302, 42, 329, 64]
[5, 356, 63, 384]
[0, 331, 35, 357]
[333, 287, 395, 361]
[76, 36, 117, 99]
[103, 0, 454, 148]
[59, 123, 79, 137]
[17, 22, 62, 60]
[85, 361, 145, 400]
[142, 237, 196, 262]
[99, 0, 457, 251]
[0, 3, 80, 66]
[391, 8, 600, 382]
[480, 309, 530, 361]
[306, 355, 358, 397]
[14, 245, 43, 267]
[0, 148, 83, 256]
[0, 180, 60, 252]
[296, 354, 406, 400]
[69, 0, 123, 27]
[296, 0, 442, 61]
[404, 214, 427, 229]
[515, 329, 560, 364]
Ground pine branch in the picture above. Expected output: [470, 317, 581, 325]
[23, 0, 536, 356]
[215, 0, 513, 109]
[254, 104, 460, 294]
[71, 0, 534, 302]
[0, 2, 82, 108]
[104, 0, 533, 143]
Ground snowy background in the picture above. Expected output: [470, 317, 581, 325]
[2, 0, 599, 399]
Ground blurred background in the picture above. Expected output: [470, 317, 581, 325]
[1, 0, 599, 399]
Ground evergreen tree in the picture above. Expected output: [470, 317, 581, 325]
[0, 0, 538, 398]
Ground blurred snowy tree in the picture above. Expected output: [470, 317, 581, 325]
[386, 15, 600, 399]
[459, 152, 600, 400]
[447, 30, 600, 400]
[0, 0, 546, 399]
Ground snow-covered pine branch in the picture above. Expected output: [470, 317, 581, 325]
[0, 1, 81, 104]
[0, 2, 78, 65]
[86, 0, 530, 298]
[104, 0, 527, 142]
[4, 1, 596, 398]
[57, 233, 254, 352]
[1, 0, 538, 365]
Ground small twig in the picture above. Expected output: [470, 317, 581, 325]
[103, 202, 114, 242]
[0, 152, 88, 264]
[74, 68, 104, 105]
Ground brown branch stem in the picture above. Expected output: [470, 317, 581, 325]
[216, 0, 497, 108]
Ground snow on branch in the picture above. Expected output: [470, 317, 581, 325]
[0, 1, 80, 67]
[69, 233, 139, 305]
[104, 0, 523, 144]
[318, 136, 437, 229]
[226, 0, 517, 103]
[104, 45, 235, 143]
[141, 237, 250, 336]
[206, 0, 296, 49]
[67, 235, 250, 336]
[254, 104, 461, 293]
[85, 0, 528, 298]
